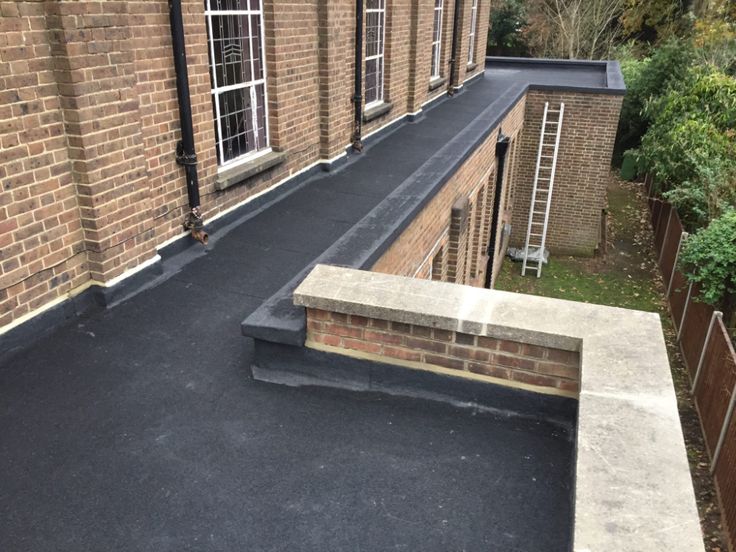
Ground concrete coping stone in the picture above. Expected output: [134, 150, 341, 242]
[293, 264, 705, 552]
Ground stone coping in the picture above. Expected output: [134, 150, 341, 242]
[293, 264, 704, 552]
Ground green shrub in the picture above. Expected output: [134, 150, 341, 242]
[638, 118, 736, 227]
[646, 68, 736, 131]
[613, 39, 696, 164]
[679, 210, 736, 326]
[635, 66, 736, 227]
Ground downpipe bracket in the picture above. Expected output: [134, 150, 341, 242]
[175, 141, 198, 166]
[183, 207, 208, 245]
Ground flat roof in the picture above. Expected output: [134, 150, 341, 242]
[1, 59, 625, 551]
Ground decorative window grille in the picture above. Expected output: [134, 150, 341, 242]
[365, 0, 386, 106]
[431, 0, 444, 79]
[467, 0, 478, 64]
[205, 0, 269, 167]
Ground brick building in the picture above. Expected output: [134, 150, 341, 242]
[3, 6, 707, 552]
[0, 1, 623, 349]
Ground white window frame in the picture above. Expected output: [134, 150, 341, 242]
[467, 0, 478, 65]
[365, 0, 387, 109]
[431, 0, 444, 79]
[205, 0, 271, 171]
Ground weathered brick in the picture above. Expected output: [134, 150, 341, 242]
[424, 354, 465, 371]
[343, 338, 381, 355]
[405, 336, 447, 354]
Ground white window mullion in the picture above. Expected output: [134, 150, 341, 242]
[468, 0, 478, 65]
[205, 2, 226, 167]
[206, 0, 269, 167]
[431, 0, 444, 79]
[245, 10, 259, 149]
[365, 1, 386, 107]
[258, 2, 270, 153]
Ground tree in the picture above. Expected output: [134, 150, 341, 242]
[621, 0, 691, 43]
[614, 39, 696, 163]
[691, 0, 736, 73]
[524, 0, 626, 59]
[487, 0, 530, 57]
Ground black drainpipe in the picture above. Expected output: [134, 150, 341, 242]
[168, 0, 208, 245]
[352, 0, 364, 151]
[484, 133, 510, 288]
[447, 0, 462, 96]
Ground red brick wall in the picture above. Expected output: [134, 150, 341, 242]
[509, 90, 624, 255]
[306, 308, 580, 395]
[0, 1, 88, 327]
[0, 1, 490, 331]
[371, 97, 526, 286]
[3, 3, 625, 333]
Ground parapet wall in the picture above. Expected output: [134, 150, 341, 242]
[305, 307, 580, 396]
[291, 263, 705, 552]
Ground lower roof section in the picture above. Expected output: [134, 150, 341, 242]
[242, 57, 625, 348]
[292, 264, 703, 552]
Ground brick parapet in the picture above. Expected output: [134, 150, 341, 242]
[371, 96, 526, 286]
[305, 307, 580, 396]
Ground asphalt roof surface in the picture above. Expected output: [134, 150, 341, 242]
[0, 64, 600, 551]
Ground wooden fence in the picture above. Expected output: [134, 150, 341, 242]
[645, 178, 736, 552]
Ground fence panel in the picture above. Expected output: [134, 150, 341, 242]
[651, 200, 663, 242]
[654, 203, 672, 254]
[695, 319, 736, 453]
[714, 408, 736, 552]
[659, 211, 683, 286]
[644, 186, 736, 552]
[669, 271, 689, 327]
[680, 290, 715, 378]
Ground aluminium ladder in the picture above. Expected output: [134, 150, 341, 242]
[521, 102, 565, 277]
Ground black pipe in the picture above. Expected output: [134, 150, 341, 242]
[447, 0, 462, 95]
[352, 0, 364, 151]
[484, 133, 511, 288]
[169, 0, 207, 243]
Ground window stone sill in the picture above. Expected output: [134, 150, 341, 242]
[362, 102, 392, 123]
[215, 150, 287, 191]
[428, 76, 446, 91]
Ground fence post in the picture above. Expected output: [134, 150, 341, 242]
[667, 231, 688, 297]
[712, 377, 736, 474]
[677, 282, 694, 341]
[691, 311, 722, 394]
[658, 208, 673, 264]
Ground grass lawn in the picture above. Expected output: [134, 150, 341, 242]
[494, 174, 727, 552]
[495, 177, 667, 315]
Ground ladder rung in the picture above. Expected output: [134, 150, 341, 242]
[533, 211, 546, 215]
[548, 109, 561, 113]
[530, 232, 543, 237]
[541, 155, 554, 158]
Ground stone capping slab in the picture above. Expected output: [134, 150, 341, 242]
[215, 150, 287, 191]
[293, 264, 705, 552]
